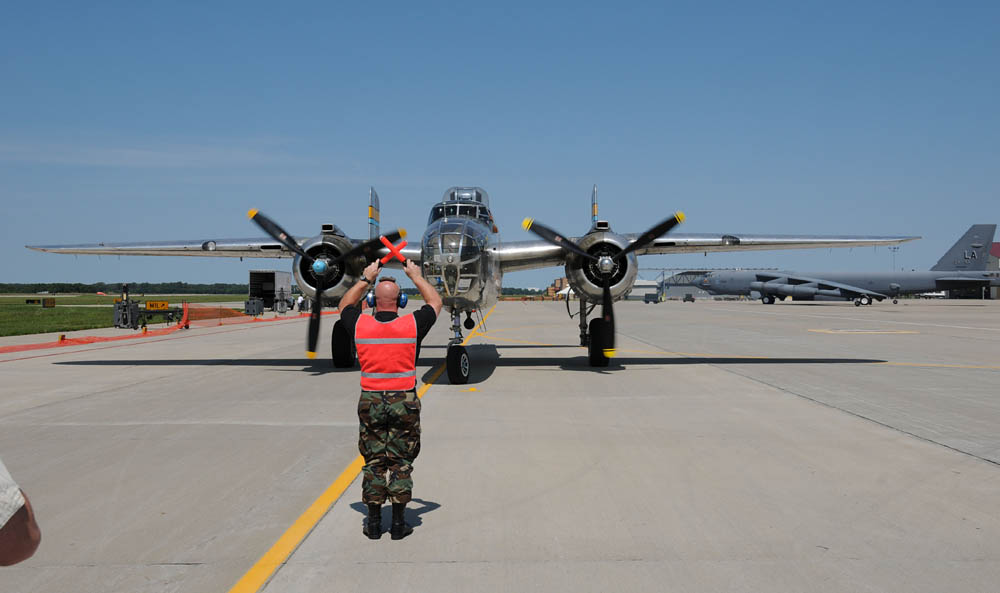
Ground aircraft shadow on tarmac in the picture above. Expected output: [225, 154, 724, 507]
[56, 348, 886, 384]
[421, 344, 887, 385]
[349, 498, 440, 530]
[54, 358, 344, 376]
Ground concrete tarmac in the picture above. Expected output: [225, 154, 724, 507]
[1, 300, 998, 592]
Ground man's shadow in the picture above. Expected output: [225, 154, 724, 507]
[349, 498, 441, 530]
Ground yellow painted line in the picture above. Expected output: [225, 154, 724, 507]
[228, 305, 496, 593]
[809, 329, 920, 335]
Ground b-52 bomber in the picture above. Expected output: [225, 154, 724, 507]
[671, 224, 997, 305]
[28, 186, 918, 382]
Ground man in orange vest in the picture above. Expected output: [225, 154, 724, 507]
[338, 259, 442, 540]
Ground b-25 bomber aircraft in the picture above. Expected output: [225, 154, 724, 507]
[671, 224, 998, 305]
[28, 186, 918, 382]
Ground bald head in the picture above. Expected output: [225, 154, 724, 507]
[374, 279, 400, 311]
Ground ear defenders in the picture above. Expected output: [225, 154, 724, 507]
[366, 276, 408, 309]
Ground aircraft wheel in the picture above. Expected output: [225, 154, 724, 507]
[331, 320, 355, 368]
[587, 318, 611, 367]
[447, 344, 470, 384]
[860, 296, 872, 306]
[854, 299, 862, 307]
[893, 299, 898, 304]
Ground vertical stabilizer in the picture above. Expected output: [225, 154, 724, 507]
[591, 184, 598, 225]
[930, 224, 996, 271]
[369, 187, 380, 240]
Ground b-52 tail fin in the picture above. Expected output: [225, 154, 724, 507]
[930, 224, 997, 271]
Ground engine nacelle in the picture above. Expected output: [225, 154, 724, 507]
[291, 233, 364, 303]
[564, 229, 638, 303]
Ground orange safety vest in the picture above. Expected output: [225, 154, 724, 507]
[354, 313, 418, 391]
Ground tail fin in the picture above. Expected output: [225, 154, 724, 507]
[591, 184, 598, 225]
[930, 224, 997, 271]
[368, 187, 380, 240]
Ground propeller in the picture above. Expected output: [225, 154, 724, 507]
[522, 212, 684, 358]
[248, 209, 405, 358]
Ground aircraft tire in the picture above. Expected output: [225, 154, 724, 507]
[447, 344, 471, 384]
[854, 299, 862, 307]
[587, 318, 611, 367]
[893, 299, 898, 304]
[331, 320, 355, 368]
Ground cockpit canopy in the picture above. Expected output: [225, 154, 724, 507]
[443, 186, 489, 207]
[428, 186, 494, 227]
[428, 202, 494, 226]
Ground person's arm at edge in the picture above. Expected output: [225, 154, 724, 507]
[405, 260, 443, 316]
[339, 261, 380, 310]
[0, 491, 41, 566]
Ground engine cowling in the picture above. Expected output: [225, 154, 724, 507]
[291, 234, 364, 302]
[564, 230, 638, 303]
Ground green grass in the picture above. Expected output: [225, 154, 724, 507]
[0, 294, 245, 337]
[0, 305, 117, 337]
[0, 294, 245, 306]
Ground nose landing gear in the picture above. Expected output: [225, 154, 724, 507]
[446, 309, 471, 384]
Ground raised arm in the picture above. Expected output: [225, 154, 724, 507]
[404, 260, 443, 316]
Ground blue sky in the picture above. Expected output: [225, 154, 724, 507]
[2, 1, 998, 289]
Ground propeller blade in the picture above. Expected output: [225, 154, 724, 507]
[521, 218, 595, 262]
[333, 229, 406, 265]
[247, 209, 313, 263]
[600, 274, 616, 358]
[616, 212, 685, 259]
[306, 274, 324, 359]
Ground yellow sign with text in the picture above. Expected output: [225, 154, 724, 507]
[145, 301, 169, 311]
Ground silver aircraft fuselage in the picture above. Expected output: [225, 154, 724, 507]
[419, 187, 502, 314]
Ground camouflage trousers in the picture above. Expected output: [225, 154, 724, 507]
[358, 390, 421, 505]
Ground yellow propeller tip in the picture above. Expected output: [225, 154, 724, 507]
[676, 211, 686, 223]
[247, 208, 259, 219]
[603, 349, 617, 358]
[306, 351, 317, 359]
[399, 228, 407, 238]
[521, 217, 533, 230]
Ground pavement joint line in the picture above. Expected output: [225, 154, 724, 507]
[227, 304, 496, 593]
[808, 329, 920, 334]
[714, 363, 1000, 469]
[712, 305, 1000, 332]
[617, 333, 1000, 370]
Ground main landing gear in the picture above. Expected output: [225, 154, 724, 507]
[446, 310, 471, 384]
[853, 295, 873, 307]
[761, 294, 777, 305]
[577, 300, 610, 367]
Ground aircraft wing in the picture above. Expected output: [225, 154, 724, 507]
[496, 233, 919, 273]
[26, 237, 298, 258]
[631, 232, 920, 256]
[25, 237, 423, 264]
[753, 271, 889, 300]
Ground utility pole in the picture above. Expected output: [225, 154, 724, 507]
[889, 246, 900, 271]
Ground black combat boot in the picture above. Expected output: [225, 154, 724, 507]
[363, 503, 382, 539]
[390, 502, 413, 540]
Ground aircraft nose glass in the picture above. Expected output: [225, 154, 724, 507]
[422, 227, 482, 298]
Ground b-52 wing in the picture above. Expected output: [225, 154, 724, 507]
[753, 271, 889, 301]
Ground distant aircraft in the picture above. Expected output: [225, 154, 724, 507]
[28, 186, 917, 378]
[670, 224, 999, 305]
